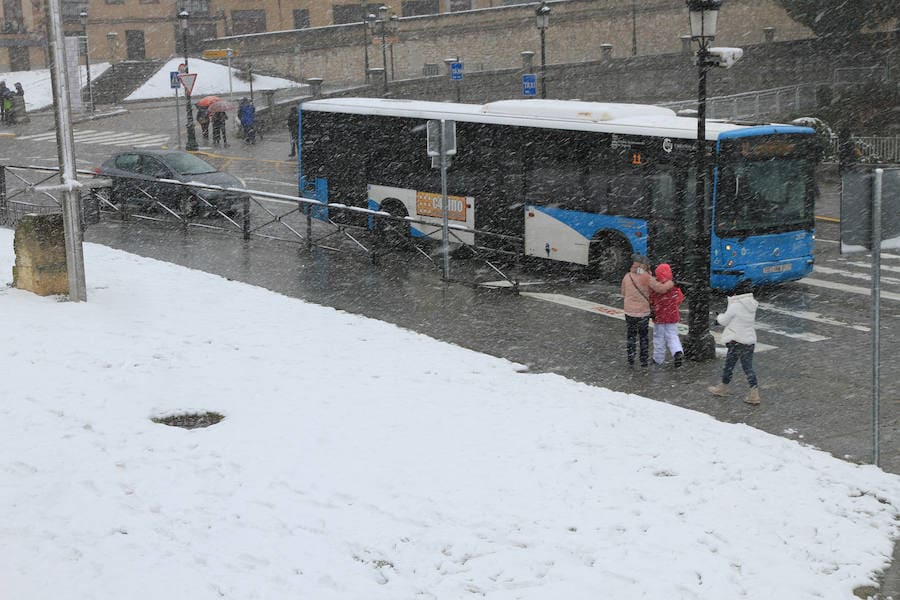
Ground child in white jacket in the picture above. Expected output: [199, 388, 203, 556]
[707, 281, 761, 405]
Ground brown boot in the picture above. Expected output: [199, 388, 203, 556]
[745, 387, 761, 405]
[707, 383, 729, 397]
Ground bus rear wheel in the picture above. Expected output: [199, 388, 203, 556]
[588, 237, 631, 282]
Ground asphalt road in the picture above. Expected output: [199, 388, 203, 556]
[3, 102, 899, 595]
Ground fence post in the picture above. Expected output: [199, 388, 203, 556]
[242, 196, 251, 240]
[0, 166, 6, 226]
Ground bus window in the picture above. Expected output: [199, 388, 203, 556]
[524, 132, 586, 211]
[607, 174, 647, 217]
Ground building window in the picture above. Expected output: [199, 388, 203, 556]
[182, 0, 210, 16]
[140, 0, 159, 4]
[401, 0, 439, 17]
[449, 0, 471, 11]
[332, 4, 381, 25]
[293, 8, 309, 29]
[231, 9, 266, 35]
[104, 0, 124, 5]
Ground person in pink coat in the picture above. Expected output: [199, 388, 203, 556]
[649, 263, 685, 367]
[621, 255, 673, 368]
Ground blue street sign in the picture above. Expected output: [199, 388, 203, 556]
[170, 71, 181, 89]
[522, 73, 537, 97]
[450, 62, 463, 81]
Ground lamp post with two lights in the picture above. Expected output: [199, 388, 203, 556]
[178, 9, 198, 151]
[682, 0, 721, 361]
[78, 10, 94, 113]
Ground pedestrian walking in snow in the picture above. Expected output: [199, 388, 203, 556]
[212, 110, 228, 147]
[708, 281, 761, 405]
[196, 105, 210, 140]
[0, 81, 13, 125]
[621, 254, 673, 368]
[649, 263, 685, 367]
[287, 106, 299, 158]
[238, 98, 256, 144]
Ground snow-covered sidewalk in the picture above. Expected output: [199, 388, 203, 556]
[0, 228, 898, 599]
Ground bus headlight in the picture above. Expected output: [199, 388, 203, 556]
[724, 244, 731, 251]
[727, 259, 735, 267]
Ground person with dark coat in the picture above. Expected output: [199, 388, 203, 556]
[0, 81, 13, 125]
[708, 281, 761, 405]
[287, 106, 299, 158]
[238, 98, 256, 144]
[196, 105, 210, 140]
[621, 254, 673, 368]
[211, 110, 228, 148]
[649, 263, 685, 367]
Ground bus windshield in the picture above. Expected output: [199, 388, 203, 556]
[715, 136, 815, 238]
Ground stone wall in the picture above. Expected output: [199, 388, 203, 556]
[203, 0, 813, 87]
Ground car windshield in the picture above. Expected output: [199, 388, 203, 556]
[163, 152, 218, 176]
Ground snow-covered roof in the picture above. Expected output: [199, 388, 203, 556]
[301, 98, 748, 141]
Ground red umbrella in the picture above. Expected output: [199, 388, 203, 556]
[208, 99, 237, 114]
[196, 95, 221, 108]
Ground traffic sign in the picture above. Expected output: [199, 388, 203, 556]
[170, 71, 181, 89]
[179, 73, 197, 96]
[522, 73, 537, 97]
[202, 48, 239, 60]
[450, 62, 463, 81]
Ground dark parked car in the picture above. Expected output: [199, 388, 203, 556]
[95, 149, 249, 216]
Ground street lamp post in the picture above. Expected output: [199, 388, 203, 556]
[378, 5, 389, 94]
[389, 14, 398, 81]
[79, 10, 94, 113]
[683, 0, 720, 361]
[631, 0, 637, 56]
[178, 10, 198, 151]
[363, 12, 375, 83]
[535, 1, 550, 99]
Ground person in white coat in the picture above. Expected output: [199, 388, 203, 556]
[708, 281, 761, 405]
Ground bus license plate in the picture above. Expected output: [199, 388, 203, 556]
[763, 264, 792, 274]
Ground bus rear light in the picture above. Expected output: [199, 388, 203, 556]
[635, 231, 642, 237]
[727, 259, 735, 267]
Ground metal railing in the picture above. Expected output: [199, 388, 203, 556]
[661, 83, 820, 122]
[830, 136, 900, 163]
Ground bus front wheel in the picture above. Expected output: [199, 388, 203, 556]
[589, 237, 631, 282]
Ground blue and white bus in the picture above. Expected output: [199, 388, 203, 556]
[298, 98, 818, 289]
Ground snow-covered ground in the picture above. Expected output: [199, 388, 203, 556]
[0, 227, 898, 599]
[2, 57, 302, 112]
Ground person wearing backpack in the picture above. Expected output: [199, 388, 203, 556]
[708, 281, 761, 405]
[621, 255, 673, 368]
[649, 263, 685, 367]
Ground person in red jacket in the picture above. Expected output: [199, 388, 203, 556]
[650, 263, 685, 367]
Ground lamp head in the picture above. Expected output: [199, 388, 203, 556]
[535, 1, 550, 30]
[178, 9, 189, 30]
[686, 0, 721, 42]
[79, 9, 88, 26]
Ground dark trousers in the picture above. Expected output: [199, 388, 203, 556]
[212, 123, 226, 146]
[722, 341, 758, 387]
[289, 134, 298, 156]
[625, 315, 650, 366]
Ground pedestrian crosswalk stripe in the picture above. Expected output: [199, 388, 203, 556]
[16, 129, 169, 147]
[813, 265, 900, 286]
[757, 302, 869, 333]
[800, 277, 900, 301]
[837, 260, 900, 274]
